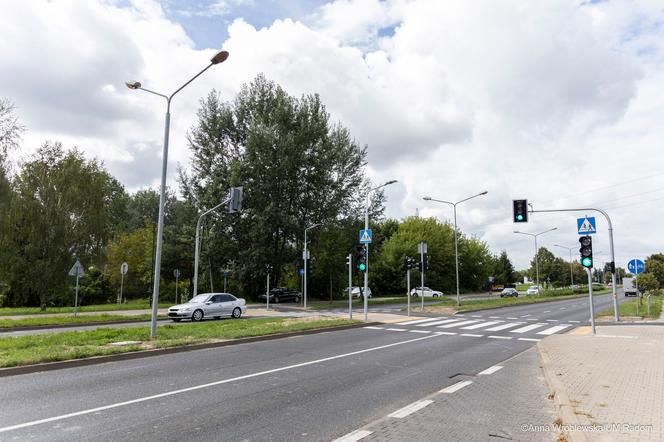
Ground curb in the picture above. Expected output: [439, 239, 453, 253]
[0, 321, 378, 378]
[0, 318, 169, 333]
[537, 342, 586, 442]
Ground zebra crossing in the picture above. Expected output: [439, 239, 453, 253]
[364, 316, 576, 341]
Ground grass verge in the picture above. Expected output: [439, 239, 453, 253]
[0, 317, 357, 368]
[0, 302, 171, 316]
[597, 293, 662, 319]
[0, 314, 164, 329]
[306, 296, 413, 310]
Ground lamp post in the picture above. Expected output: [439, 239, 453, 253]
[364, 180, 397, 321]
[553, 244, 575, 291]
[423, 191, 488, 306]
[514, 227, 557, 290]
[303, 223, 321, 309]
[126, 50, 229, 339]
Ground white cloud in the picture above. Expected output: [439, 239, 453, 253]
[2, 0, 664, 269]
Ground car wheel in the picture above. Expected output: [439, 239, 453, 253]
[171, 318, 181, 322]
[232, 307, 242, 319]
[191, 309, 204, 322]
[274, 296, 280, 304]
[433, 294, 438, 297]
[294, 296, 301, 303]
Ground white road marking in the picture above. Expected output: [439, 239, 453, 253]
[488, 316, 501, 319]
[363, 326, 384, 330]
[417, 319, 459, 327]
[0, 333, 440, 434]
[518, 338, 541, 342]
[488, 335, 512, 340]
[332, 430, 374, 442]
[388, 400, 434, 418]
[436, 331, 457, 335]
[408, 330, 431, 334]
[569, 320, 580, 323]
[546, 319, 558, 322]
[471, 315, 483, 318]
[386, 328, 408, 332]
[537, 325, 572, 335]
[461, 321, 501, 330]
[460, 333, 483, 337]
[485, 322, 523, 331]
[478, 365, 503, 375]
[455, 314, 465, 316]
[506, 317, 519, 320]
[438, 320, 478, 328]
[520, 314, 531, 318]
[543, 310, 551, 313]
[559, 307, 567, 310]
[440, 380, 473, 393]
[510, 323, 546, 334]
[399, 317, 443, 325]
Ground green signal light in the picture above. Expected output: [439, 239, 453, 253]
[581, 257, 592, 268]
[358, 263, 366, 271]
[516, 214, 523, 221]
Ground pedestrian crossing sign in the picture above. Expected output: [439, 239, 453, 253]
[577, 216, 597, 235]
[359, 229, 373, 244]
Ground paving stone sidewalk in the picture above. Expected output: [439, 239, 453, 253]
[538, 325, 664, 441]
[339, 347, 558, 442]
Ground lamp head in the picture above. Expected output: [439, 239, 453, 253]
[423, 196, 432, 201]
[125, 81, 141, 90]
[211, 50, 229, 65]
[479, 190, 488, 195]
[385, 179, 397, 185]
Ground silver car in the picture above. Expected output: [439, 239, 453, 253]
[168, 293, 247, 322]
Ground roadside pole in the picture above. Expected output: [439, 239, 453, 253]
[419, 242, 427, 312]
[74, 272, 80, 318]
[119, 262, 128, 304]
[586, 268, 596, 335]
[266, 273, 270, 310]
[348, 253, 353, 320]
[173, 269, 180, 304]
[407, 267, 411, 317]
[68, 260, 84, 318]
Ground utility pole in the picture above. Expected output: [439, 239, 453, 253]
[347, 253, 353, 319]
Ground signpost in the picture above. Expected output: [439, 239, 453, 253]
[119, 262, 128, 304]
[173, 269, 181, 304]
[628, 259, 645, 315]
[347, 253, 353, 320]
[68, 260, 85, 317]
[359, 229, 373, 321]
[223, 269, 230, 292]
[577, 216, 597, 235]
[586, 268, 596, 335]
[418, 242, 427, 311]
[359, 229, 373, 244]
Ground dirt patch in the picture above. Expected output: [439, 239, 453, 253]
[418, 306, 458, 315]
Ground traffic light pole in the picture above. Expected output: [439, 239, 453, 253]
[420, 248, 425, 312]
[529, 206, 619, 321]
[193, 196, 231, 298]
[586, 268, 596, 335]
[348, 253, 353, 320]
[266, 273, 270, 310]
[407, 268, 411, 317]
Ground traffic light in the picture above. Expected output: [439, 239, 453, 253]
[356, 245, 367, 272]
[228, 186, 243, 213]
[307, 258, 314, 274]
[418, 254, 428, 272]
[266, 264, 273, 274]
[579, 236, 593, 268]
[346, 254, 352, 266]
[513, 199, 528, 223]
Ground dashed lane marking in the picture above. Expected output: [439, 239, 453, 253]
[461, 321, 501, 330]
[417, 319, 460, 327]
[478, 365, 503, 375]
[438, 320, 478, 328]
[436, 331, 457, 335]
[332, 430, 374, 442]
[488, 335, 512, 340]
[408, 330, 431, 334]
[398, 317, 443, 325]
[537, 325, 572, 335]
[546, 319, 558, 322]
[388, 400, 434, 418]
[569, 320, 580, 323]
[386, 328, 408, 332]
[510, 323, 546, 334]
[488, 316, 501, 319]
[363, 326, 384, 330]
[439, 380, 473, 394]
[485, 322, 523, 331]
[460, 333, 483, 337]
[506, 317, 519, 320]
[518, 338, 541, 342]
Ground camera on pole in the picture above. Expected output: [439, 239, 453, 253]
[579, 236, 593, 268]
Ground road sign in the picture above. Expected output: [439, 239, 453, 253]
[120, 262, 128, 275]
[173, 269, 181, 279]
[417, 242, 427, 254]
[577, 216, 597, 235]
[627, 259, 645, 274]
[299, 268, 304, 276]
[68, 259, 85, 277]
[359, 229, 372, 244]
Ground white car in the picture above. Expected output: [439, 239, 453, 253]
[410, 286, 443, 297]
[345, 286, 372, 298]
[526, 285, 541, 295]
[168, 293, 247, 321]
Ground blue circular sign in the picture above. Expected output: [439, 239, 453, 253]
[627, 259, 645, 274]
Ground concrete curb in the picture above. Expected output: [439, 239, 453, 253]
[0, 321, 378, 378]
[537, 342, 586, 442]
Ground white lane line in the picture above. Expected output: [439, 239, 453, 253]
[518, 338, 541, 342]
[408, 330, 431, 334]
[471, 315, 483, 318]
[438, 320, 478, 328]
[506, 317, 519, 320]
[460, 333, 483, 337]
[485, 322, 523, 331]
[569, 320, 580, 323]
[0, 333, 441, 434]
[488, 316, 501, 319]
[559, 307, 567, 310]
[386, 328, 408, 332]
[439, 380, 473, 394]
[455, 314, 465, 316]
[417, 319, 460, 327]
[520, 314, 531, 318]
[478, 365, 503, 375]
[510, 323, 546, 334]
[525, 318, 538, 321]
[543, 310, 551, 313]
[537, 325, 572, 335]
[461, 321, 501, 330]
[488, 335, 512, 340]
[399, 317, 443, 325]
[332, 430, 374, 442]
[546, 319, 558, 322]
[436, 331, 457, 335]
[364, 326, 384, 330]
[388, 400, 434, 418]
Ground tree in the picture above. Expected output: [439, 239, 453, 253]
[529, 247, 569, 287]
[636, 272, 659, 295]
[492, 251, 515, 284]
[645, 254, 664, 286]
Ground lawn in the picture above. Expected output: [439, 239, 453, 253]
[0, 317, 357, 368]
[306, 295, 419, 310]
[0, 314, 160, 329]
[0, 301, 171, 316]
[597, 293, 662, 319]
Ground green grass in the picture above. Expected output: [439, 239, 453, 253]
[0, 301, 171, 316]
[306, 296, 415, 310]
[0, 314, 162, 329]
[597, 293, 662, 319]
[0, 317, 357, 368]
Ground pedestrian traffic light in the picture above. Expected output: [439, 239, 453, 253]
[356, 245, 367, 272]
[579, 236, 593, 268]
[405, 256, 415, 270]
[266, 264, 273, 274]
[418, 254, 428, 272]
[307, 258, 314, 274]
[513, 199, 528, 223]
[228, 186, 243, 213]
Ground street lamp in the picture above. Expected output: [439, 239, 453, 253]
[423, 191, 488, 306]
[553, 244, 575, 291]
[514, 227, 557, 290]
[126, 49, 229, 339]
[363, 179, 397, 321]
[303, 223, 321, 309]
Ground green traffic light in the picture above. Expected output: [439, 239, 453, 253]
[516, 214, 523, 221]
[581, 257, 592, 268]
[358, 263, 366, 271]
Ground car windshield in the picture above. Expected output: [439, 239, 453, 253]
[188, 295, 209, 303]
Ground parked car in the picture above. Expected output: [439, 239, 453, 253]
[344, 286, 372, 298]
[257, 287, 301, 303]
[500, 288, 519, 298]
[168, 293, 246, 322]
[410, 287, 443, 297]
[526, 285, 541, 295]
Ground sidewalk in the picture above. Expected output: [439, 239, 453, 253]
[538, 325, 664, 441]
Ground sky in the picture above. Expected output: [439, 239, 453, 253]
[2, 0, 664, 270]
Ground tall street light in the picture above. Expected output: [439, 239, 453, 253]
[303, 223, 321, 309]
[126, 49, 229, 339]
[364, 179, 397, 321]
[514, 227, 557, 290]
[553, 244, 575, 291]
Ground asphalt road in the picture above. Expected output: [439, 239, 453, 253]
[0, 293, 625, 441]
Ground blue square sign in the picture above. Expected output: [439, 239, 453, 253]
[577, 216, 597, 235]
[359, 229, 372, 244]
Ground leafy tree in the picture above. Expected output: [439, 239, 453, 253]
[645, 254, 664, 286]
[636, 272, 659, 294]
[528, 247, 570, 287]
[105, 225, 154, 300]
